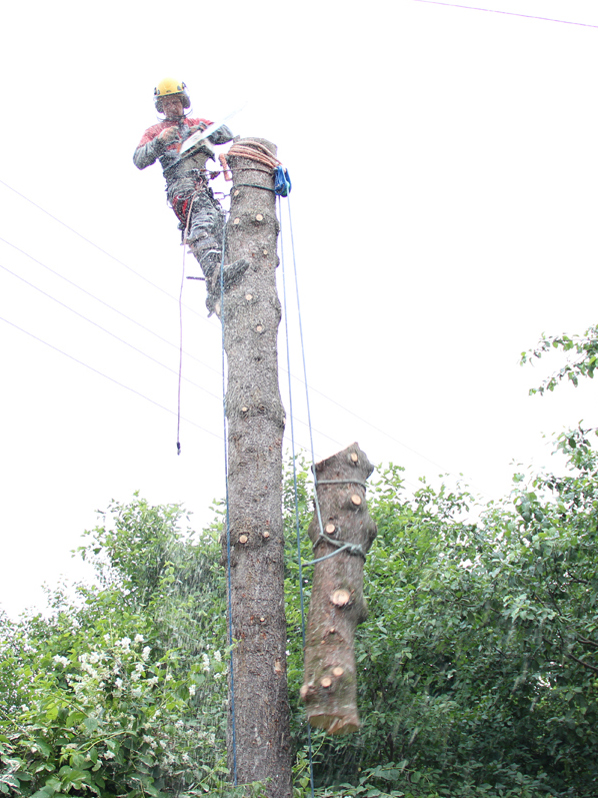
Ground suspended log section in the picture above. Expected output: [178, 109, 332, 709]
[301, 443, 377, 735]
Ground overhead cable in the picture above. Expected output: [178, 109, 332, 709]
[411, 0, 598, 28]
[0, 177, 209, 321]
[0, 235, 220, 377]
[0, 262, 221, 403]
[0, 314, 221, 440]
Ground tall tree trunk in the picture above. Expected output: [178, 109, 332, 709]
[301, 443, 377, 735]
[220, 138, 291, 798]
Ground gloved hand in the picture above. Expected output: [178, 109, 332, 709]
[189, 122, 208, 134]
[159, 126, 180, 144]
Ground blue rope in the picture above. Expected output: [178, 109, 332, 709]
[279, 195, 315, 798]
[220, 217, 237, 786]
[285, 196, 326, 542]
[278, 196, 314, 798]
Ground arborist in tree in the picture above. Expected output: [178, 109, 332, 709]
[133, 78, 248, 313]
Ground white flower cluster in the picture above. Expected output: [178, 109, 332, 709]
[52, 655, 69, 668]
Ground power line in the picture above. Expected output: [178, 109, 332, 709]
[0, 245, 344, 454]
[0, 235, 220, 378]
[0, 314, 221, 441]
[0, 177, 210, 322]
[411, 0, 598, 29]
[285, 370, 450, 474]
[0, 261, 221, 403]
[0, 257, 332, 455]
[0, 176, 480, 484]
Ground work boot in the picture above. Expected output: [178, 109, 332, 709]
[222, 258, 250, 289]
[205, 258, 250, 316]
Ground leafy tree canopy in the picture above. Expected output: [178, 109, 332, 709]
[2, 327, 598, 798]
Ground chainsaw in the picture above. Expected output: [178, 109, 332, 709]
[178, 103, 245, 159]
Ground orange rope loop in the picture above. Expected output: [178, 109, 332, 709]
[227, 140, 282, 171]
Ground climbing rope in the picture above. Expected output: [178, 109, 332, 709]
[227, 141, 291, 197]
[177, 171, 239, 778]
[307, 535, 366, 566]
[176, 191, 201, 454]
[280, 195, 327, 547]
[279, 194, 315, 798]
[227, 140, 282, 170]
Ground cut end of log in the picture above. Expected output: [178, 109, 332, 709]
[331, 589, 351, 607]
[350, 452, 359, 463]
[325, 523, 336, 535]
[256, 213, 264, 221]
[351, 493, 362, 507]
[308, 713, 360, 736]
[320, 677, 332, 688]
[332, 666, 344, 677]
[262, 530, 270, 539]
[233, 217, 240, 225]
[245, 293, 253, 301]
[239, 534, 248, 544]
[300, 684, 309, 700]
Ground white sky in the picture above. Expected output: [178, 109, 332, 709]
[2, 0, 598, 618]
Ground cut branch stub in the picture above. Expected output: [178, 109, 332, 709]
[331, 589, 351, 607]
[302, 443, 377, 736]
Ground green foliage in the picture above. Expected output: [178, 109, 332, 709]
[0, 497, 231, 798]
[521, 323, 598, 395]
[286, 437, 598, 798]
[2, 404, 598, 797]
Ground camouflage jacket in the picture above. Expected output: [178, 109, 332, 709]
[133, 117, 233, 177]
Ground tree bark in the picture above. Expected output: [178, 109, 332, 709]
[301, 443, 377, 735]
[220, 138, 291, 798]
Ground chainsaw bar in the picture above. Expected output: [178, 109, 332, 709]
[179, 103, 246, 156]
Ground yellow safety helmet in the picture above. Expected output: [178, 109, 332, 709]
[154, 78, 191, 113]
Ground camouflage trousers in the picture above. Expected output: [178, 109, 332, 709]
[167, 177, 225, 281]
